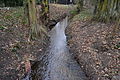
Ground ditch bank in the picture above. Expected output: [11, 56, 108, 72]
[66, 13, 120, 80]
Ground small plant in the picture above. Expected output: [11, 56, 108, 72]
[0, 26, 6, 30]
[4, 15, 12, 19]
[115, 42, 120, 49]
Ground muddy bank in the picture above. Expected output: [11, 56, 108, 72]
[67, 17, 120, 80]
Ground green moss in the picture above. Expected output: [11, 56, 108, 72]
[73, 10, 93, 21]
[69, 9, 78, 15]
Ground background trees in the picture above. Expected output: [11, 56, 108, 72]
[0, 0, 119, 38]
[94, 0, 120, 23]
[94, 0, 120, 36]
[76, 0, 120, 23]
[0, 0, 23, 7]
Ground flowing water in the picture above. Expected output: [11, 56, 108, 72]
[44, 17, 87, 80]
[22, 17, 87, 80]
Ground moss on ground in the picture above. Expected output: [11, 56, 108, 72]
[73, 9, 93, 21]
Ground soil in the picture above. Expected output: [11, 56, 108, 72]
[67, 17, 120, 80]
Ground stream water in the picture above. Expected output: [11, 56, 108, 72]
[22, 17, 87, 80]
[44, 17, 87, 80]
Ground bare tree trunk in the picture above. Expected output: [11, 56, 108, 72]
[25, 0, 48, 40]
[27, 0, 40, 39]
[94, 0, 120, 22]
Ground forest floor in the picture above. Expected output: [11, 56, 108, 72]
[0, 4, 120, 80]
[67, 10, 120, 80]
[0, 4, 75, 80]
[0, 7, 48, 80]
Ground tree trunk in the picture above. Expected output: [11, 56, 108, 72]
[94, 0, 120, 22]
[25, 0, 49, 40]
[94, 0, 120, 37]
[27, 0, 39, 39]
[77, 0, 84, 12]
[24, 0, 44, 40]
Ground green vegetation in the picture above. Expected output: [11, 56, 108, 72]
[69, 9, 78, 15]
[73, 10, 93, 21]
[0, 0, 23, 7]
[0, 7, 28, 34]
[0, 25, 6, 30]
[12, 8, 23, 18]
[115, 42, 120, 49]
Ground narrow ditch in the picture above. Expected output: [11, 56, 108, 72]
[22, 17, 88, 80]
